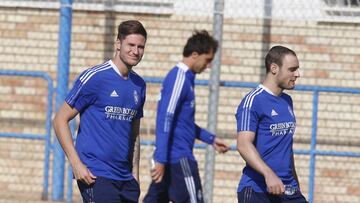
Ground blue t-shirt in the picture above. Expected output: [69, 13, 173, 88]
[235, 84, 298, 193]
[65, 60, 146, 181]
[154, 62, 215, 164]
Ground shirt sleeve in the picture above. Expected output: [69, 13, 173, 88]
[195, 124, 215, 144]
[235, 96, 260, 133]
[65, 70, 98, 112]
[154, 69, 185, 164]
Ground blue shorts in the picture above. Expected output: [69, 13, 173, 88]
[143, 158, 204, 203]
[77, 176, 140, 203]
[238, 187, 308, 203]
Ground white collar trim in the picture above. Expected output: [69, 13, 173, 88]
[259, 84, 276, 96]
[177, 62, 189, 71]
[109, 60, 124, 77]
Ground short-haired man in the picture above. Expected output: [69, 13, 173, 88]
[236, 46, 308, 203]
[143, 30, 230, 203]
[53, 20, 147, 203]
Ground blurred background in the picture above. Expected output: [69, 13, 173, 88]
[0, 0, 360, 202]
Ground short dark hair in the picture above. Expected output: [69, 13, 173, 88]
[265, 46, 297, 73]
[117, 20, 147, 41]
[183, 30, 218, 57]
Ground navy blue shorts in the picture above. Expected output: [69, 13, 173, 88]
[77, 176, 140, 203]
[143, 158, 204, 203]
[238, 187, 308, 203]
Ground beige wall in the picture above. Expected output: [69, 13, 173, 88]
[0, 7, 359, 203]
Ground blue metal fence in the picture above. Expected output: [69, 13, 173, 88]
[0, 70, 54, 200]
[1, 73, 360, 202]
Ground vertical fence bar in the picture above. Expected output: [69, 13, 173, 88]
[42, 74, 54, 200]
[308, 91, 319, 203]
[203, 0, 224, 202]
[52, 0, 73, 201]
[66, 164, 73, 203]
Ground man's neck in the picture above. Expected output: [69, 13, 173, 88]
[182, 57, 194, 71]
[262, 79, 282, 96]
[112, 58, 131, 79]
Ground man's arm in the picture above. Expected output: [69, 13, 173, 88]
[291, 153, 300, 188]
[152, 69, 184, 183]
[130, 119, 141, 182]
[53, 102, 96, 185]
[237, 131, 284, 195]
[212, 137, 230, 153]
[195, 124, 229, 153]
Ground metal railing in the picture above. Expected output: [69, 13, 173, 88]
[0, 70, 54, 200]
[1, 73, 360, 202]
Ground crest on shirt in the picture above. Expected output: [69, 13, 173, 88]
[288, 106, 294, 117]
[134, 90, 139, 105]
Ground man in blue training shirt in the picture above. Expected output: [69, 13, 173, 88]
[53, 20, 147, 203]
[236, 46, 308, 203]
[144, 30, 230, 203]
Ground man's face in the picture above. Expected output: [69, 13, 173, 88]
[192, 50, 215, 74]
[116, 34, 146, 67]
[276, 54, 300, 90]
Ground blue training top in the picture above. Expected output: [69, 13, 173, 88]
[154, 62, 215, 164]
[235, 84, 298, 193]
[65, 60, 146, 181]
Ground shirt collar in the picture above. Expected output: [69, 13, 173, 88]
[177, 62, 196, 82]
[259, 84, 276, 96]
[109, 60, 125, 77]
[176, 62, 190, 72]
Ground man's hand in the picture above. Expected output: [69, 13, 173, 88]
[213, 137, 230, 153]
[264, 169, 284, 195]
[151, 162, 165, 183]
[72, 161, 97, 185]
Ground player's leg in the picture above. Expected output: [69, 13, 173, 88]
[237, 187, 271, 203]
[118, 179, 141, 203]
[168, 158, 204, 203]
[143, 168, 170, 203]
[77, 177, 121, 203]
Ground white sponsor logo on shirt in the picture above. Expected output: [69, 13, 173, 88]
[104, 106, 137, 121]
[269, 122, 296, 136]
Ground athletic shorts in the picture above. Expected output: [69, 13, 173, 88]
[143, 158, 204, 203]
[77, 176, 140, 203]
[238, 187, 308, 203]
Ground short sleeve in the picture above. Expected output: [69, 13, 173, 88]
[235, 98, 260, 133]
[65, 71, 98, 112]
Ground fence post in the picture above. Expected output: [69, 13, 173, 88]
[308, 91, 319, 203]
[52, 0, 73, 201]
[203, 0, 224, 203]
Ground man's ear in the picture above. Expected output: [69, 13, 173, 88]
[191, 52, 199, 59]
[115, 39, 121, 51]
[270, 63, 278, 74]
